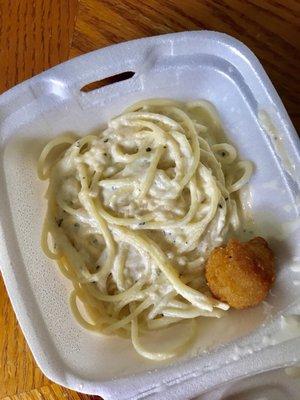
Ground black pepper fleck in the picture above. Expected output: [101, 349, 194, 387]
[146, 147, 151, 152]
[104, 138, 109, 143]
[139, 222, 146, 226]
[225, 197, 229, 201]
[74, 223, 79, 228]
[218, 204, 223, 209]
[221, 152, 226, 157]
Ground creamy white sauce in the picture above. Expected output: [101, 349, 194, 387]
[258, 110, 298, 183]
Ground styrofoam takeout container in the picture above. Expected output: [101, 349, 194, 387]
[0, 31, 300, 399]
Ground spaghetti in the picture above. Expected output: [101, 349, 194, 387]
[38, 99, 253, 360]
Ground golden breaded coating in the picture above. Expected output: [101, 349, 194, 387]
[205, 237, 275, 309]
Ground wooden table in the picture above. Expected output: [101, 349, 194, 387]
[0, 1, 299, 399]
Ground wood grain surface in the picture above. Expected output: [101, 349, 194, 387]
[0, 1, 299, 399]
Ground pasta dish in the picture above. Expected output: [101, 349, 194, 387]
[38, 99, 253, 360]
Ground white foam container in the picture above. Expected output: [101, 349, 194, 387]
[196, 364, 300, 400]
[0, 31, 300, 399]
